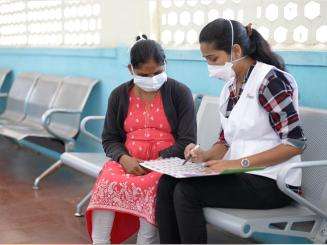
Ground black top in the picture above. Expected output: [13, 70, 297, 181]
[102, 77, 197, 162]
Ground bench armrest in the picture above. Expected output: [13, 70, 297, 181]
[42, 108, 82, 142]
[277, 160, 327, 219]
[80, 115, 105, 143]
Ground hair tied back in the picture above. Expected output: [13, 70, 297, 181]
[136, 34, 148, 41]
[246, 23, 253, 37]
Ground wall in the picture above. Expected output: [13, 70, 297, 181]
[0, 47, 324, 243]
[0, 47, 326, 154]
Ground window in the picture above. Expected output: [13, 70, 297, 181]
[0, 0, 102, 47]
[155, 0, 327, 50]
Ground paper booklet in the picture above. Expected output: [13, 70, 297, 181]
[140, 157, 264, 178]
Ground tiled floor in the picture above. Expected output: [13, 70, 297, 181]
[0, 137, 93, 243]
[0, 136, 252, 244]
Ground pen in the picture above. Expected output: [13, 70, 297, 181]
[182, 144, 200, 165]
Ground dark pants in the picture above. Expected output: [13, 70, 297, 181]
[155, 174, 293, 244]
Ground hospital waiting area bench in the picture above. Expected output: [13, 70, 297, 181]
[0, 71, 99, 190]
[34, 94, 327, 243]
[198, 97, 327, 244]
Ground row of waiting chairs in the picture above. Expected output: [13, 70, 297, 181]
[0, 70, 99, 189]
[2, 69, 325, 243]
[54, 95, 327, 243]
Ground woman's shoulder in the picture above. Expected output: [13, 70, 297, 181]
[110, 80, 133, 97]
[267, 68, 293, 85]
[259, 68, 295, 96]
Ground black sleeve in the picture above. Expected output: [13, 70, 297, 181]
[159, 83, 197, 159]
[102, 90, 129, 161]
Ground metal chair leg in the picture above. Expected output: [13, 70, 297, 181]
[75, 191, 92, 217]
[33, 160, 63, 190]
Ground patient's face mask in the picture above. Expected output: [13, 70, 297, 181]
[132, 64, 167, 92]
[206, 19, 246, 82]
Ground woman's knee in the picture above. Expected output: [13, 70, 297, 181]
[173, 181, 201, 208]
[157, 175, 178, 200]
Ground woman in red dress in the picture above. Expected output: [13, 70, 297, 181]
[86, 35, 197, 244]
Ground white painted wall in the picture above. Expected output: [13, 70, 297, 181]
[100, 0, 153, 47]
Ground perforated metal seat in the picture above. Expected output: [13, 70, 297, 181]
[0, 72, 40, 125]
[199, 106, 327, 243]
[55, 115, 106, 216]
[27, 75, 99, 189]
[0, 71, 99, 195]
[196, 95, 221, 150]
[0, 75, 98, 145]
[0, 75, 64, 140]
[299, 107, 327, 161]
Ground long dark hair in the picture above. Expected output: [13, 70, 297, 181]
[199, 19, 285, 71]
[130, 34, 166, 69]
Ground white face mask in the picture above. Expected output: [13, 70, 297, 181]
[208, 56, 246, 82]
[132, 65, 167, 92]
[207, 19, 246, 82]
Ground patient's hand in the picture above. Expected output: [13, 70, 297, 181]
[119, 155, 146, 176]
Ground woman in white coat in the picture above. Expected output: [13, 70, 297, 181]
[155, 19, 307, 244]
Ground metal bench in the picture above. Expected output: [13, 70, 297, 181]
[0, 74, 65, 140]
[0, 72, 99, 189]
[61, 115, 107, 216]
[198, 99, 327, 243]
[31, 75, 99, 189]
[0, 72, 40, 125]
